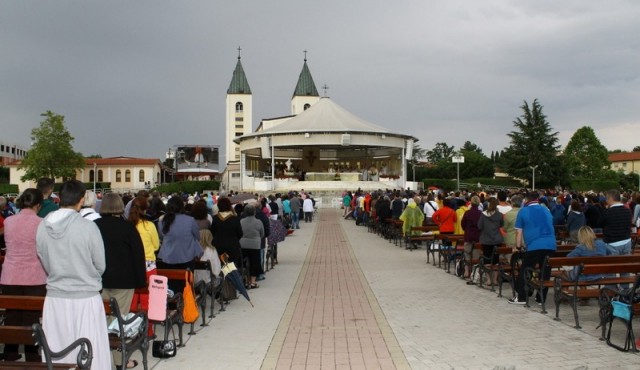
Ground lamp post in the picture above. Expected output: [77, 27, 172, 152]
[529, 165, 539, 190]
[452, 153, 465, 191]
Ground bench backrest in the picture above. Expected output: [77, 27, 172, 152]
[0, 295, 113, 315]
[547, 255, 640, 268]
[581, 263, 640, 275]
[0, 326, 37, 345]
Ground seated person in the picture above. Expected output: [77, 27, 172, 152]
[565, 226, 608, 281]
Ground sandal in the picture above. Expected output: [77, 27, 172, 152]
[249, 283, 259, 289]
[127, 360, 139, 369]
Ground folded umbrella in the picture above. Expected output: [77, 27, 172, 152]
[220, 253, 253, 307]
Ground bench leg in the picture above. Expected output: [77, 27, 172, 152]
[570, 297, 581, 329]
[554, 293, 562, 322]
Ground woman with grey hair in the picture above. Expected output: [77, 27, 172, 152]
[79, 190, 101, 221]
[240, 204, 264, 289]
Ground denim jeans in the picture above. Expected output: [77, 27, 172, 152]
[291, 212, 300, 229]
[605, 239, 632, 288]
[605, 240, 632, 256]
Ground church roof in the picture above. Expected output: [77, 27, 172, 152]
[292, 60, 319, 98]
[237, 98, 415, 142]
[227, 58, 252, 95]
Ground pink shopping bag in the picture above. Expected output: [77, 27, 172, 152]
[148, 275, 168, 321]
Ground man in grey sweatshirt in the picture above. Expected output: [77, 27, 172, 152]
[36, 180, 111, 369]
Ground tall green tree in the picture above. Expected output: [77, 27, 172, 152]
[19, 111, 85, 181]
[501, 99, 563, 188]
[563, 126, 610, 179]
[461, 141, 483, 154]
[426, 142, 455, 163]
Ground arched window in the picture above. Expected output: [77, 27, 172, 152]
[304, 103, 311, 111]
[139, 169, 145, 182]
[125, 170, 131, 182]
[116, 170, 122, 182]
[98, 170, 104, 182]
[235, 102, 243, 113]
[89, 170, 95, 182]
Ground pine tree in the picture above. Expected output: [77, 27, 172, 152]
[501, 99, 563, 188]
[564, 126, 609, 179]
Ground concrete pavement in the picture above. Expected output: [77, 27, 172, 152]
[140, 209, 640, 369]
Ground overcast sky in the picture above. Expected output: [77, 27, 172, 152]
[2, 1, 639, 164]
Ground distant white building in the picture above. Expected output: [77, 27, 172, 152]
[0, 141, 28, 166]
[8, 156, 162, 193]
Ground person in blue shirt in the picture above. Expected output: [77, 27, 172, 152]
[509, 191, 557, 305]
[566, 226, 608, 281]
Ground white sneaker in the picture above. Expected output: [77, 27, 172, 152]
[508, 297, 525, 305]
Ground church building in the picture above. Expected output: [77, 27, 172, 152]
[221, 51, 417, 193]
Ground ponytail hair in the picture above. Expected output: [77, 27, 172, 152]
[162, 196, 184, 234]
[16, 188, 44, 210]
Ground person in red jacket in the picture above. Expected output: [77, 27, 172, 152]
[432, 199, 457, 234]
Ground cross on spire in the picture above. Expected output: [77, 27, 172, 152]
[237, 46, 242, 60]
[322, 84, 329, 97]
[303, 50, 308, 62]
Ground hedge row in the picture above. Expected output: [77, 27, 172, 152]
[0, 184, 19, 194]
[52, 182, 112, 192]
[570, 179, 620, 192]
[153, 180, 220, 195]
[421, 177, 522, 191]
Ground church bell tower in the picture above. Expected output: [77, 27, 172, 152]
[291, 51, 320, 115]
[225, 47, 253, 164]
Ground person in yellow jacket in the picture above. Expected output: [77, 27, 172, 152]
[455, 202, 469, 235]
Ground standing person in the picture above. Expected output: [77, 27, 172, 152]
[240, 205, 265, 289]
[0, 189, 46, 362]
[391, 193, 404, 220]
[282, 195, 292, 228]
[36, 180, 111, 369]
[303, 195, 314, 223]
[461, 196, 482, 278]
[36, 178, 58, 218]
[478, 198, 504, 284]
[157, 197, 203, 292]
[509, 192, 557, 305]
[79, 190, 101, 221]
[95, 193, 146, 370]
[399, 198, 425, 247]
[343, 192, 352, 217]
[503, 195, 523, 250]
[210, 197, 244, 273]
[496, 191, 512, 214]
[601, 189, 632, 256]
[290, 194, 301, 229]
[423, 193, 439, 224]
[432, 199, 456, 235]
[566, 200, 586, 242]
[128, 196, 160, 318]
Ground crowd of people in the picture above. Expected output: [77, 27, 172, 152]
[343, 187, 637, 305]
[0, 179, 315, 369]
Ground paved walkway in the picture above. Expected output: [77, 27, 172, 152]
[142, 209, 640, 370]
[262, 210, 409, 370]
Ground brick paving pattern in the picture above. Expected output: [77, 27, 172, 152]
[270, 210, 408, 370]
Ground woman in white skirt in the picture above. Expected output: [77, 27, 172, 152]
[36, 180, 111, 370]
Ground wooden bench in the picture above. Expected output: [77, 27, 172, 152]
[0, 295, 149, 370]
[432, 234, 464, 273]
[0, 296, 93, 369]
[553, 262, 640, 329]
[154, 268, 205, 339]
[406, 225, 439, 251]
[193, 259, 222, 320]
[525, 255, 640, 315]
[475, 245, 513, 292]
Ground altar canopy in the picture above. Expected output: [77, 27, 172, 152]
[234, 97, 417, 190]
